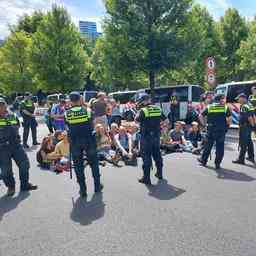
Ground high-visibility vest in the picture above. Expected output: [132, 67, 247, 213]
[65, 106, 92, 125]
[142, 106, 162, 118]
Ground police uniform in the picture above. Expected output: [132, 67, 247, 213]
[20, 94, 38, 147]
[233, 94, 255, 164]
[249, 93, 256, 126]
[65, 92, 103, 197]
[198, 96, 231, 169]
[0, 98, 37, 196]
[135, 94, 166, 184]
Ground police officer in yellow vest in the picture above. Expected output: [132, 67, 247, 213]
[0, 97, 37, 197]
[233, 93, 255, 165]
[20, 92, 39, 148]
[65, 92, 103, 197]
[135, 93, 166, 185]
[249, 86, 256, 126]
[198, 94, 232, 170]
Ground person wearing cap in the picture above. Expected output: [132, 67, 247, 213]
[168, 95, 180, 129]
[233, 93, 255, 165]
[198, 94, 232, 171]
[20, 92, 39, 148]
[65, 92, 103, 197]
[135, 93, 166, 185]
[0, 97, 37, 196]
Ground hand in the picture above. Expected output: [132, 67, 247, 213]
[128, 153, 133, 159]
[122, 150, 128, 156]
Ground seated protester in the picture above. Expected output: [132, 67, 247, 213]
[47, 131, 70, 173]
[115, 126, 137, 165]
[36, 136, 55, 169]
[186, 122, 202, 155]
[185, 105, 200, 126]
[109, 122, 119, 149]
[52, 130, 63, 146]
[163, 121, 187, 153]
[95, 124, 120, 166]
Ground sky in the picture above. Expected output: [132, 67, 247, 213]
[0, 0, 255, 39]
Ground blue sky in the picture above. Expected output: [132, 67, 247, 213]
[0, 0, 255, 39]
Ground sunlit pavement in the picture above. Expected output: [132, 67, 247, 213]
[0, 124, 256, 256]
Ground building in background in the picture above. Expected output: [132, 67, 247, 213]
[79, 21, 102, 40]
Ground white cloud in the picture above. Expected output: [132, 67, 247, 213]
[0, 0, 103, 39]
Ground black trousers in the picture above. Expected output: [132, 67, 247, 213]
[23, 118, 37, 145]
[238, 126, 254, 161]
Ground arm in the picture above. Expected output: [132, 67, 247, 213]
[114, 134, 128, 155]
[128, 134, 133, 155]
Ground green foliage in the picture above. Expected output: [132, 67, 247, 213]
[103, 0, 193, 91]
[31, 5, 87, 92]
[0, 31, 34, 94]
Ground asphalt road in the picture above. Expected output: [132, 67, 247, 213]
[0, 125, 256, 256]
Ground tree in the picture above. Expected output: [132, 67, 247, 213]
[0, 31, 34, 94]
[104, 0, 193, 93]
[218, 8, 248, 82]
[16, 11, 44, 34]
[238, 20, 256, 80]
[31, 5, 87, 92]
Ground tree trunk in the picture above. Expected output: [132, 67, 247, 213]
[149, 70, 155, 99]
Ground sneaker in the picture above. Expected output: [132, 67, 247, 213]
[232, 159, 245, 165]
[138, 177, 152, 185]
[6, 187, 15, 197]
[20, 183, 38, 192]
[95, 184, 104, 193]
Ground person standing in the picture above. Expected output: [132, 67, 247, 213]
[198, 94, 231, 170]
[51, 98, 66, 131]
[20, 92, 39, 148]
[0, 97, 37, 196]
[91, 92, 108, 127]
[249, 86, 256, 126]
[135, 93, 166, 185]
[65, 92, 103, 197]
[233, 93, 255, 165]
[168, 95, 180, 129]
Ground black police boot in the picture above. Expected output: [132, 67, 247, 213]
[79, 188, 87, 198]
[155, 172, 163, 180]
[6, 187, 15, 197]
[232, 159, 245, 165]
[197, 158, 206, 167]
[20, 183, 38, 192]
[138, 177, 152, 185]
[33, 142, 40, 146]
[215, 164, 221, 170]
[23, 144, 30, 149]
[95, 183, 104, 193]
[246, 157, 255, 164]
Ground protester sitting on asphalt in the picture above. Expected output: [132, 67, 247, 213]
[52, 130, 63, 146]
[95, 124, 120, 166]
[51, 98, 66, 131]
[36, 136, 55, 169]
[186, 122, 202, 155]
[109, 122, 119, 149]
[114, 126, 136, 164]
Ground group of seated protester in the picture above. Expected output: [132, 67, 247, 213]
[36, 131, 71, 173]
[161, 121, 204, 155]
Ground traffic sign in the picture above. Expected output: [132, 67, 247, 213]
[207, 73, 216, 85]
[206, 57, 216, 70]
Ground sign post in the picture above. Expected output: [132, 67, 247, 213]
[206, 57, 216, 87]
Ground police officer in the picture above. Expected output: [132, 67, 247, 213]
[20, 92, 39, 148]
[0, 97, 37, 196]
[198, 94, 232, 170]
[233, 93, 255, 165]
[249, 86, 256, 125]
[65, 92, 103, 197]
[135, 93, 166, 185]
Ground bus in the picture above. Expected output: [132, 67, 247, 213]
[135, 85, 205, 119]
[215, 80, 256, 126]
[108, 91, 137, 104]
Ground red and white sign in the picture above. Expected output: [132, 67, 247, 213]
[206, 57, 216, 86]
[207, 72, 216, 85]
[206, 57, 216, 70]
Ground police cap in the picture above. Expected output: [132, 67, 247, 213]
[0, 97, 6, 105]
[69, 91, 81, 102]
[235, 93, 247, 101]
[214, 94, 225, 102]
[137, 93, 150, 103]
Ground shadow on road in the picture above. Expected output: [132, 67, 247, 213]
[147, 179, 186, 200]
[207, 166, 255, 182]
[70, 193, 105, 226]
[0, 192, 30, 222]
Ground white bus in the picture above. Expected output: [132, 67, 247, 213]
[135, 85, 205, 119]
[215, 80, 256, 125]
